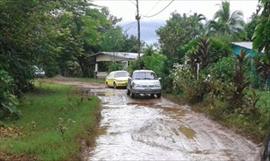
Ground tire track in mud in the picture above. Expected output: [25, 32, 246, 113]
[85, 87, 260, 161]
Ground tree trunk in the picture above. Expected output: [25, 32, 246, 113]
[77, 56, 91, 77]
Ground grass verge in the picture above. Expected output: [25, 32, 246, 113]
[55, 76, 104, 84]
[0, 82, 101, 161]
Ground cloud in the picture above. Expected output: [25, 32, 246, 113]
[119, 20, 166, 44]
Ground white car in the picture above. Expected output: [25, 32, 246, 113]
[127, 70, 161, 98]
[33, 66, 45, 78]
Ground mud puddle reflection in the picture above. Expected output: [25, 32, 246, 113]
[179, 126, 196, 140]
[87, 88, 260, 161]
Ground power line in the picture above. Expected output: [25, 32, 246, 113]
[119, 21, 137, 33]
[128, 0, 136, 6]
[143, 0, 175, 18]
[143, 0, 163, 15]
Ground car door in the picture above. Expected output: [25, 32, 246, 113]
[108, 72, 114, 87]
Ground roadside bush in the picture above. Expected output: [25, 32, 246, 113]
[205, 99, 230, 120]
[128, 59, 143, 73]
[61, 60, 82, 77]
[171, 64, 210, 103]
[208, 56, 235, 82]
[108, 62, 124, 72]
[208, 36, 232, 60]
[143, 53, 167, 77]
[44, 62, 60, 77]
[229, 51, 249, 109]
[184, 36, 232, 73]
[0, 70, 20, 120]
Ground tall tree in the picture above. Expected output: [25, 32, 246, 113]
[54, 1, 112, 77]
[157, 12, 205, 62]
[245, 13, 259, 41]
[208, 1, 245, 39]
[253, 0, 270, 87]
[244, 5, 261, 41]
[253, 0, 270, 54]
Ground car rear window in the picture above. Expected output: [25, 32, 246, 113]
[133, 72, 157, 80]
[115, 72, 129, 78]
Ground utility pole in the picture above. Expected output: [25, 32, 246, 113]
[135, 0, 141, 59]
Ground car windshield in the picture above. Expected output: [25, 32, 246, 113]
[114, 72, 129, 78]
[133, 72, 157, 80]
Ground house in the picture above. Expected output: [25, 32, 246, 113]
[231, 42, 258, 76]
[231, 42, 269, 88]
[231, 42, 258, 57]
[91, 52, 141, 78]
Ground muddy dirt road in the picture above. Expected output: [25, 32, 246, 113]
[51, 79, 260, 161]
[85, 88, 260, 161]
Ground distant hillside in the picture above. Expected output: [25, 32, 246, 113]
[119, 20, 165, 44]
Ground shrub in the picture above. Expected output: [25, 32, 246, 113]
[108, 62, 124, 72]
[171, 64, 210, 103]
[63, 61, 82, 77]
[0, 70, 20, 120]
[128, 59, 143, 73]
[143, 53, 167, 77]
[208, 56, 235, 83]
[229, 51, 249, 109]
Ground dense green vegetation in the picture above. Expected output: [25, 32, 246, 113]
[0, 82, 100, 161]
[0, 0, 138, 119]
[130, 0, 270, 141]
[0, 0, 269, 155]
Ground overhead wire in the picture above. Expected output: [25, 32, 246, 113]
[120, 21, 137, 33]
[143, 0, 175, 18]
[128, 0, 137, 6]
[143, 0, 163, 16]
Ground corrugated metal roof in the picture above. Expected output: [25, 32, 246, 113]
[97, 52, 142, 60]
[232, 42, 253, 50]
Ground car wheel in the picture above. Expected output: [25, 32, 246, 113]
[156, 93, 161, 98]
[113, 82, 117, 89]
[106, 82, 109, 87]
[130, 91, 135, 98]
[127, 89, 130, 95]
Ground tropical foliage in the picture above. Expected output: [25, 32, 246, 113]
[157, 13, 205, 61]
[253, 0, 270, 89]
[207, 1, 245, 39]
[0, 0, 138, 119]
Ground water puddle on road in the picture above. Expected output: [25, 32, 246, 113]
[81, 89, 115, 97]
[163, 107, 186, 117]
[179, 126, 196, 140]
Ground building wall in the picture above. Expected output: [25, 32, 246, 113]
[232, 45, 257, 57]
[96, 54, 125, 62]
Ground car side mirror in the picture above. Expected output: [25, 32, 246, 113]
[158, 77, 162, 81]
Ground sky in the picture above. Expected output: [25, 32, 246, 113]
[93, 0, 259, 44]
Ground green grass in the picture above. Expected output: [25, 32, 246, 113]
[64, 77, 104, 84]
[0, 82, 100, 161]
[257, 90, 270, 109]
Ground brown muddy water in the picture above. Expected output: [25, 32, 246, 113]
[82, 87, 260, 161]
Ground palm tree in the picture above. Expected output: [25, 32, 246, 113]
[208, 1, 244, 37]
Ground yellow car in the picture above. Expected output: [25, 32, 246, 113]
[105, 70, 129, 88]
